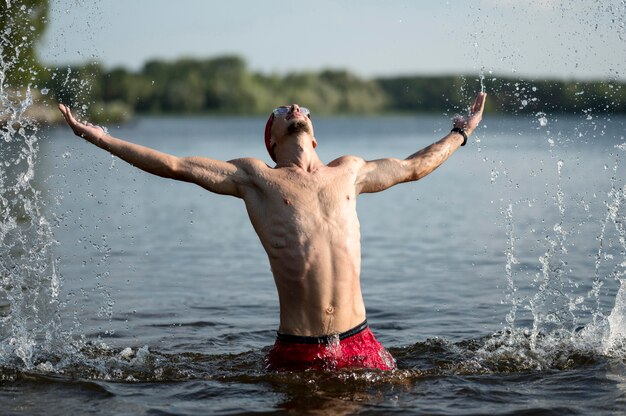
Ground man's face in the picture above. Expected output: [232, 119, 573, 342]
[270, 104, 314, 145]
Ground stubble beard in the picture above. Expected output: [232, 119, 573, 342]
[287, 119, 311, 135]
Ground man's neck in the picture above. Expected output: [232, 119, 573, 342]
[274, 134, 323, 172]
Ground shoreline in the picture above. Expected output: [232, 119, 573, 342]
[6, 100, 626, 128]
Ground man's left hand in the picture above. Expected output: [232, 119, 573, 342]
[454, 92, 487, 136]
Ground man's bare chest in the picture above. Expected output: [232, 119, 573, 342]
[260, 170, 356, 209]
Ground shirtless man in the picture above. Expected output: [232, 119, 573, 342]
[58, 92, 486, 371]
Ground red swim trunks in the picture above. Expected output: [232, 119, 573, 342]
[266, 320, 396, 371]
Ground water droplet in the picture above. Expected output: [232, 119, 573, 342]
[490, 169, 500, 184]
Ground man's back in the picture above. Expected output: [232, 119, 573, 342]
[238, 156, 367, 336]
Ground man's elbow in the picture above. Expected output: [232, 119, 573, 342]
[408, 166, 436, 182]
[406, 154, 444, 182]
[400, 160, 426, 182]
[167, 156, 188, 180]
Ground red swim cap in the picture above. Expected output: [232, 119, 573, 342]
[264, 113, 276, 162]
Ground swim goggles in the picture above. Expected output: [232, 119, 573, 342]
[272, 106, 311, 117]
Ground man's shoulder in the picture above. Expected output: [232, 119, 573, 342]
[229, 157, 271, 172]
[327, 155, 366, 168]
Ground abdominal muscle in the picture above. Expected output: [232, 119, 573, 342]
[269, 228, 367, 336]
[245, 176, 367, 336]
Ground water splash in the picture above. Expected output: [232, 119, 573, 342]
[473, 160, 626, 369]
[599, 169, 626, 353]
[491, 135, 626, 367]
[503, 204, 520, 328]
[0, 1, 68, 369]
[479, 67, 486, 93]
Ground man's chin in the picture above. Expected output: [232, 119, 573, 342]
[287, 119, 311, 135]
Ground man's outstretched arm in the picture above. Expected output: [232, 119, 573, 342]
[58, 104, 252, 197]
[355, 92, 486, 194]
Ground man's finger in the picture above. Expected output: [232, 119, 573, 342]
[476, 93, 486, 112]
[59, 104, 74, 125]
[57, 103, 67, 118]
[470, 93, 486, 114]
[60, 104, 71, 120]
[478, 92, 486, 112]
[473, 94, 482, 113]
[65, 106, 82, 127]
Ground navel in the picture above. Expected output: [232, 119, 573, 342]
[325, 305, 335, 315]
[283, 198, 292, 206]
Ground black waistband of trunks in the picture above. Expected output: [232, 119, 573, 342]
[276, 320, 368, 345]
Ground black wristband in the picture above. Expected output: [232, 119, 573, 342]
[451, 127, 468, 146]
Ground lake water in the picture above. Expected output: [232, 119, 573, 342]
[2, 114, 626, 415]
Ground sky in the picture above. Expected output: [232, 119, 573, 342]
[39, 0, 626, 81]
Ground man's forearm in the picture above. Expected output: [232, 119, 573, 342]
[58, 104, 179, 179]
[87, 133, 178, 179]
[404, 132, 465, 180]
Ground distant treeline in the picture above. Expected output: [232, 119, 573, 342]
[2, 3, 624, 121]
[40, 55, 626, 121]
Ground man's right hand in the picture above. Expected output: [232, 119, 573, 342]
[58, 104, 106, 143]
